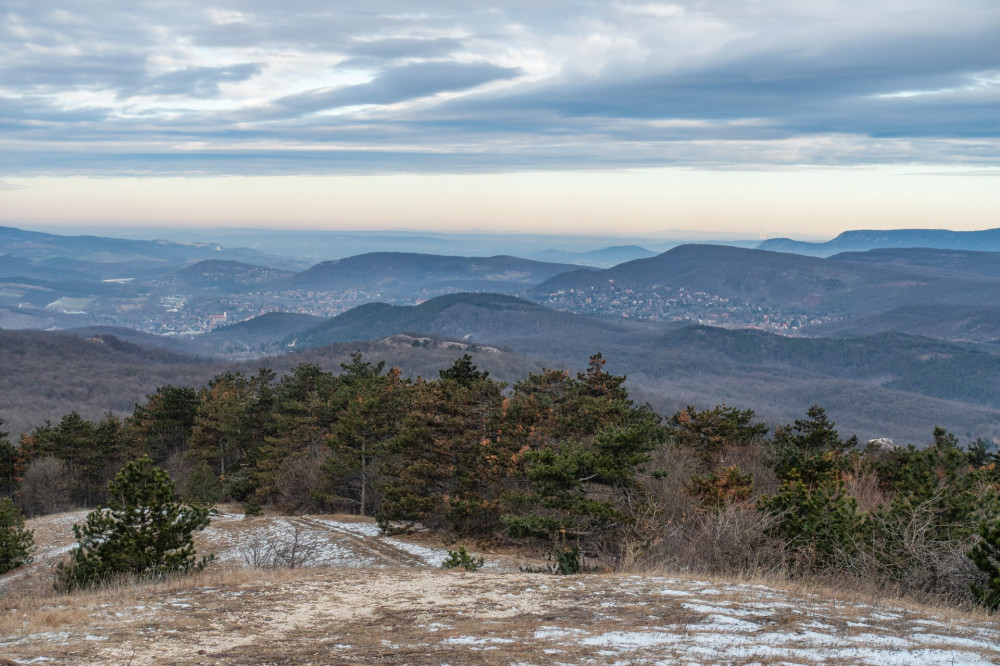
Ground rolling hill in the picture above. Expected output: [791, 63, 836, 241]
[169, 260, 293, 291]
[257, 292, 1000, 444]
[829, 247, 1000, 278]
[285, 252, 587, 299]
[0, 326, 547, 437]
[529, 244, 1000, 324]
[281, 293, 644, 354]
[0, 329, 218, 437]
[201, 311, 326, 355]
[0, 275, 134, 309]
[808, 304, 1000, 343]
[0, 254, 101, 283]
[531, 244, 887, 302]
[759, 228, 1000, 257]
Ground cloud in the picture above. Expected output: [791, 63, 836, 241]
[262, 61, 521, 118]
[134, 64, 263, 98]
[0, 54, 147, 93]
[347, 37, 465, 60]
[1, 1, 999, 176]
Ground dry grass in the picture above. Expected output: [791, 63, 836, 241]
[3, 509, 999, 665]
[4, 562, 998, 664]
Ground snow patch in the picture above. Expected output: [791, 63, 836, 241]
[442, 636, 515, 645]
[700, 614, 761, 632]
[580, 631, 680, 649]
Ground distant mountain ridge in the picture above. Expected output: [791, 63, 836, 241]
[0, 225, 296, 278]
[530, 245, 657, 268]
[759, 228, 1000, 257]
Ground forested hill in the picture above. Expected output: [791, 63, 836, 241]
[285, 252, 587, 296]
[529, 243, 1000, 320]
[201, 312, 326, 356]
[0, 329, 219, 437]
[807, 304, 1000, 343]
[0, 327, 548, 437]
[655, 326, 1000, 409]
[758, 227, 1000, 257]
[199, 292, 1000, 444]
[168, 260, 293, 290]
[283, 293, 637, 351]
[0, 254, 100, 283]
[532, 244, 891, 304]
[828, 247, 1000, 278]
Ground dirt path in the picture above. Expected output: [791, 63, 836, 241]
[292, 516, 429, 567]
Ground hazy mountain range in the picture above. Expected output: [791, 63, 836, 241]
[4, 224, 1000, 445]
[758, 228, 1000, 257]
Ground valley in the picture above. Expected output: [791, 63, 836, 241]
[5, 225, 1000, 444]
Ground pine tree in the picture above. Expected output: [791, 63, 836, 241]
[256, 363, 339, 505]
[969, 519, 1000, 610]
[758, 473, 862, 569]
[380, 356, 508, 536]
[439, 353, 489, 385]
[0, 497, 33, 574]
[125, 385, 199, 464]
[669, 405, 768, 469]
[502, 357, 665, 568]
[56, 457, 211, 590]
[183, 460, 224, 507]
[325, 354, 409, 516]
[504, 417, 664, 565]
[188, 369, 275, 500]
[967, 438, 993, 469]
[23, 411, 128, 506]
[0, 418, 29, 498]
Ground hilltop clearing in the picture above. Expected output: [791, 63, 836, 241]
[2, 511, 998, 665]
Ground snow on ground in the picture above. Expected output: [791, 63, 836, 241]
[382, 536, 451, 566]
[307, 517, 382, 538]
[200, 514, 453, 568]
[4, 511, 999, 665]
[202, 516, 377, 568]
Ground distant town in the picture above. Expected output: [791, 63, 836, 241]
[537, 284, 832, 332]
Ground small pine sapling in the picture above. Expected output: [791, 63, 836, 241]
[441, 546, 485, 571]
[0, 498, 34, 574]
[56, 456, 212, 590]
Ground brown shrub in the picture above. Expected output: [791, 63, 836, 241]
[274, 446, 330, 514]
[161, 449, 195, 490]
[18, 456, 73, 516]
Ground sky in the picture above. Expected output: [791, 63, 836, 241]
[1, 1, 999, 238]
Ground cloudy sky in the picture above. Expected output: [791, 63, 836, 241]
[2, 1, 999, 237]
